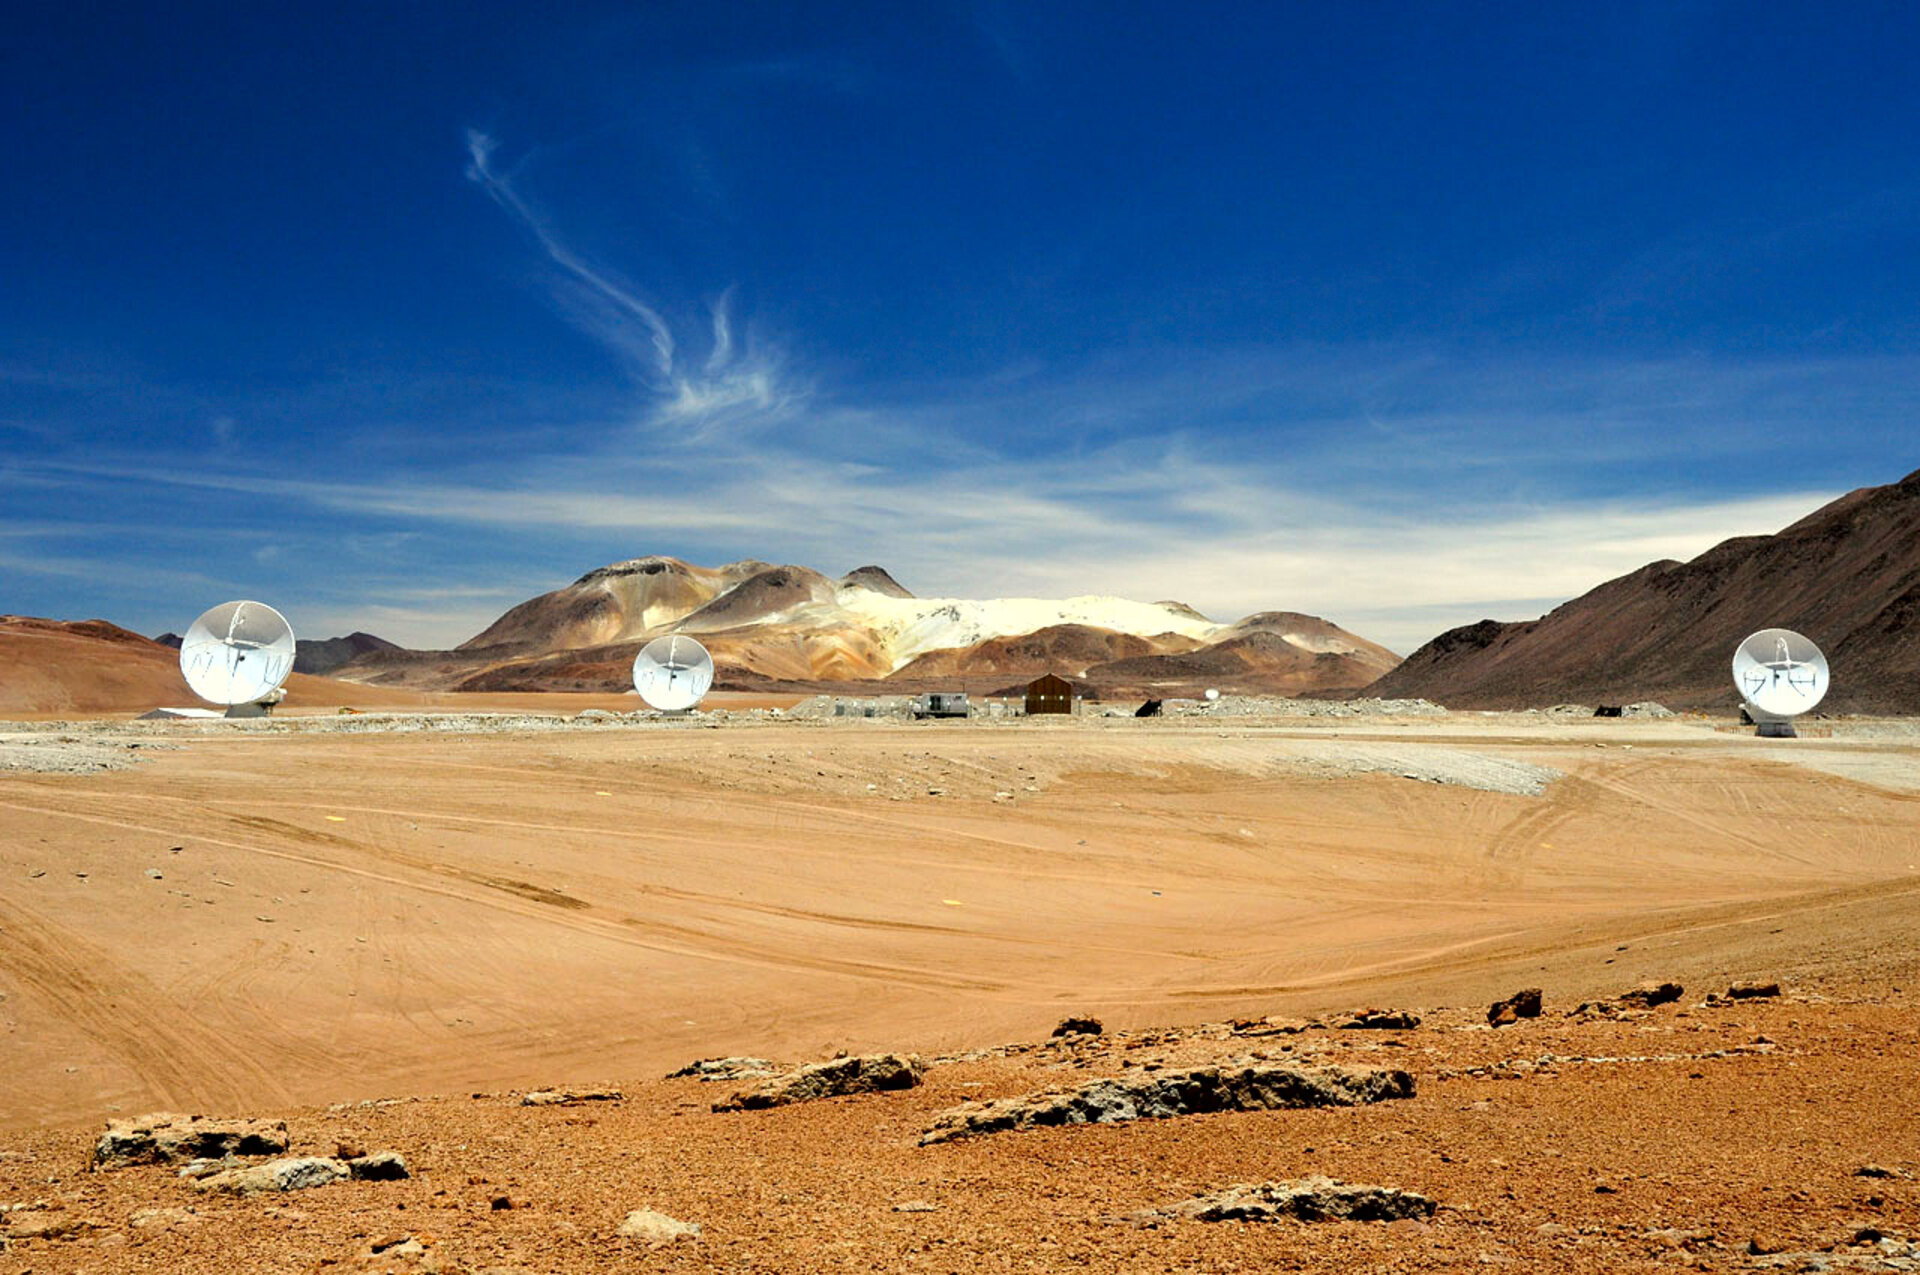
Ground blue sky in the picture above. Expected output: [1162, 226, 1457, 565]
[4, 2, 1917, 654]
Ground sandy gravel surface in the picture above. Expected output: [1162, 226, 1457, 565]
[2, 705, 1918, 1269]
[3, 999, 1918, 1272]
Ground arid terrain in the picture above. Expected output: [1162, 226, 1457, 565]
[4, 700, 1920, 1271]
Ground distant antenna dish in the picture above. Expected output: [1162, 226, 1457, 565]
[1732, 628, 1828, 737]
[633, 635, 714, 711]
[180, 601, 296, 706]
[1204, 687, 1221, 702]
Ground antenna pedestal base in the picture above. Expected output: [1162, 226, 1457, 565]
[1754, 720, 1797, 738]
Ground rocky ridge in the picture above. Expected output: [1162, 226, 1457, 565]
[1365, 464, 1920, 712]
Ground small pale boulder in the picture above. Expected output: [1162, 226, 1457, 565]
[617, 1209, 700, 1245]
[193, 1156, 349, 1195]
[345, 1234, 449, 1272]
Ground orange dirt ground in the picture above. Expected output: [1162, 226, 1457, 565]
[2, 709, 1918, 1271]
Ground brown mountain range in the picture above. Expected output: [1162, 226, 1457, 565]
[1364, 465, 1920, 712]
[335, 557, 1400, 698]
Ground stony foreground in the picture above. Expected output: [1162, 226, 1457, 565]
[3, 993, 1918, 1273]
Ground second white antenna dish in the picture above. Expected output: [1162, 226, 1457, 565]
[633, 635, 714, 711]
[180, 600, 297, 706]
[1733, 628, 1828, 731]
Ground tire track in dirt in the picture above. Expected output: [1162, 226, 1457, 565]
[0, 895, 289, 1112]
[0, 796, 1018, 998]
[1482, 759, 1665, 888]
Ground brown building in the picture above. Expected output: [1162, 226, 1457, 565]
[1025, 673, 1074, 715]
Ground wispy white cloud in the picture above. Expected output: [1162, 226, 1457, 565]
[465, 129, 676, 377]
[464, 130, 805, 439]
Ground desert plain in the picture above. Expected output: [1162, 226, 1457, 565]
[3, 699, 1920, 1272]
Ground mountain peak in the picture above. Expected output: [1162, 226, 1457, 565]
[840, 565, 914, 598]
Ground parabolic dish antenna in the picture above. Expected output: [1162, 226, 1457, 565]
[180, 600, 297, 706]
[1732, 628, 1828, 736]
[633, 634, 714, 712]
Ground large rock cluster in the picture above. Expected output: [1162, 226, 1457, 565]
[1154, 1177, 1437, 1223]
[93, 1113, 288, 1168]
[919, 1062, 1414, 1145]
[714, 1053, 924, 1112]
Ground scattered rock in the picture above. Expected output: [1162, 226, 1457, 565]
[892, 1200, 939, 1213]
[919, 1062, 1414, 1145]
[176, 1155, 241, 1179]
[1727, 980, 1782, 1000]
[490, 1194, 514, 1211]
[1052, 1015, 1104, 1037]
[1487, 989, 1543, 1026]
[665, 1057, 777, 1082]
[617, 1209, 701, 1245]
[715, 1053, 925, 1112]
[2, 1210, 102, 1240]
[1338, 1008, 1421, 1030]
[1228, 1015, 1314, 1037]
[347, 1151, 410, 1181]
[1618, 981, 1683, 1009]
[521, 1088, 622, 1107]
[344, 1234, 451, 1272]
[128, 1206, 199, 1230]
[1747, 1233, 1789, 1256]
[93, 1112, 289, 1168]
[193, 1156, 350, 1195]
[1856, 1165, 1906, 1179]
[1153, 1177, 1437, 1224]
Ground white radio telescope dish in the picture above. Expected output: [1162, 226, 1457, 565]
[633, 635, 714, 711]
[180, 600, 297, 706]
[1732, 628, 1828, 735]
